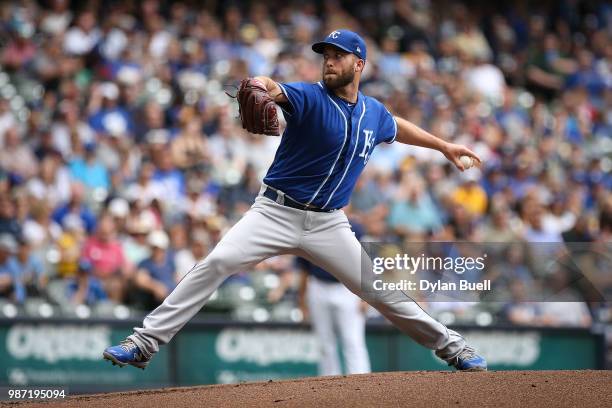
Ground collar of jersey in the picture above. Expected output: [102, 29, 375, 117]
[319, 81, 363, 107]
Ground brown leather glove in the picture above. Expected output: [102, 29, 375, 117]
[235, 78, 280, 136]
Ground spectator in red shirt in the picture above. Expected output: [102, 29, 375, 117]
[2, 25, 36, 71]
[82, 214, 131, 302]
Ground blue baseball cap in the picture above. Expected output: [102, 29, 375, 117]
[312, 29, 367, 61]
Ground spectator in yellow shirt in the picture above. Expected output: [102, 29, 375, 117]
[452, 174, 488, 216]
[56, 215, 86, 278]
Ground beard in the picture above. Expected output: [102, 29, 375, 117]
[322, 68, 355, 89]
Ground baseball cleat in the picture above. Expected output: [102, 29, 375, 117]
[448, 345, 487, 371]
[103, 339, 150, 370]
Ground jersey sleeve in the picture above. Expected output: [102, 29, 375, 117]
[276, 82, 313, 125]
[378, 106, 397, 144]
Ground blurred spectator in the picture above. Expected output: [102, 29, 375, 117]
[82, 214, 129, 302]
[542, 195, 577, 234]
[150, 142, 186, 215]
[566, 50, 607, 98]
[451, 11, 492, 62]
[451, 173, 488, 216]
[26, 154, 71, 209]
[68, 142, 110, 192]
[124, 160, 164, 207]
[207, 117, 249, 180]
[378, 36, 414, 84]
[175, 229, 210, 281]
[132, 229, 177, 309]
[168, 223, 188, 253]
[479, 206, 521, 242]
[22, 201, 62, 251]
[526, 32, 577, 98]
[180, 176, 217, 221]
[463, 55, 506, 101]
[2, 15, 36, 71]
[346, 172, 389, 238]
[486, 244, 533, 289]
[0, 194, 21, 238]
[50, 101, 95, 159]
[388, 173, 442, 236]
[0, 170, 8, 196]
[108, 197, 130, 234]
[217, 163, 259, 217]
[0, 127, 38, 180]
[14, 237, 46, 299]
[522, 199, 563, 243]
[134, 103, 166, 144]
[504, 267, 593, 328]
[171, 107, 209, 171]
[0, 99, 16, 145]
[122, 206, 156, 265]
[51, 182, 97, 234]
[0, 233, 21, 303]
[504, 279, 543, 325]
[67, 259, 107, 306]
[562, 214, 595, 243]
[55, 214, 86, 278]
[40, 0, 72, 37]
[88, 82, 133, 137]
[63, 9, 100, 56]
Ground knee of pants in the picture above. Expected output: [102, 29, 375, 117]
[200, 244, 244, 278]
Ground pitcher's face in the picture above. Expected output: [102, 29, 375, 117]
[321, 45, 362, 90]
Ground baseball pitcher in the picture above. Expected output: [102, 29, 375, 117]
[104, 29, 487, 372]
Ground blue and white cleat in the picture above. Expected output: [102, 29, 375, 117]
[448, 345, 487, 371]
[103, 339, 150, 370]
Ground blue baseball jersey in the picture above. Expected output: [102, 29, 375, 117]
[263, 81, 397, 210]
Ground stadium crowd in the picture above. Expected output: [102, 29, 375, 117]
[0, 0, 610, 330]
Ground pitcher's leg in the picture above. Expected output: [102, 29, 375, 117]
[128, 198, 302, 358]
[128, 242, 253, 358]
[300, 215, 465, 361]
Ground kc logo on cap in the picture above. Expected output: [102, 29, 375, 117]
[312, 29, 367, 61]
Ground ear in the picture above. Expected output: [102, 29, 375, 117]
[355, 59, 365, 73]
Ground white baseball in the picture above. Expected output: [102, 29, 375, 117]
[459, 155, 474, 169]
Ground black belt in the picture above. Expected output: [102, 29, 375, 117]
[262, 186, 335, 212]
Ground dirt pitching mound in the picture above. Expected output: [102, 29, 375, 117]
[3, 370, 611, 408]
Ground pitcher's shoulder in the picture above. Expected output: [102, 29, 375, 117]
[359, 94, 390, 118]
[362, 94, 386, 109]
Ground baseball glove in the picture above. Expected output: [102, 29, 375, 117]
[231, 78, 280, 136]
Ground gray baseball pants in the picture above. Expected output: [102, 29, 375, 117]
[129, 186, 466, 361]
